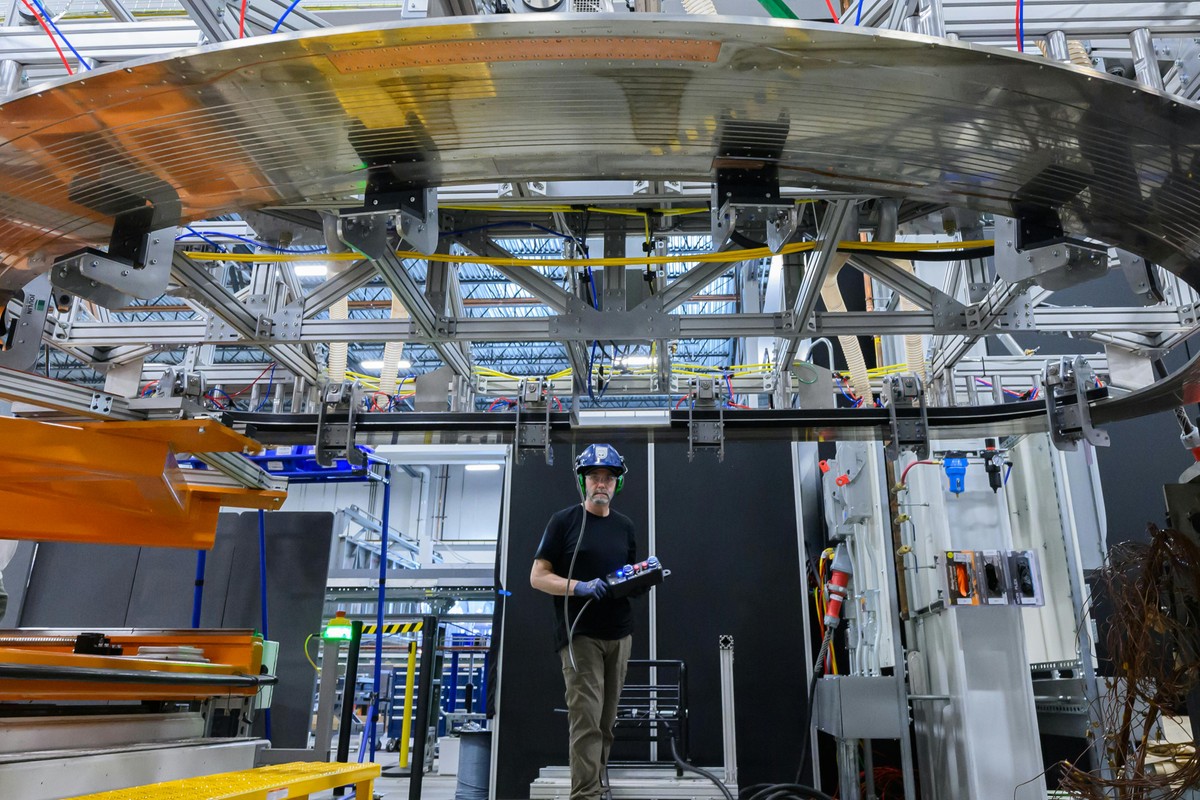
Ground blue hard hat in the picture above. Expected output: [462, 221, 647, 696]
[575, 443, 627, 477]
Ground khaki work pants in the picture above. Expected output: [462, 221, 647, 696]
[559, 634, 633, 800]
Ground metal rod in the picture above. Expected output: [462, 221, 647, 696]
[409, 615, 439, 800]
[400, 640, 417, 769]
[0, 663, 276, 685]
[191, 550, 206, 628]
[369, 460, 391, 763]
[315, 638, 342, 759]
[336, 620, 364, 767]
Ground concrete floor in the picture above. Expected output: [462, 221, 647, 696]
[311, 753, 462, 800]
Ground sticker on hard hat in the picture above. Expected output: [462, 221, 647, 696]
[596, 447, 609, 459]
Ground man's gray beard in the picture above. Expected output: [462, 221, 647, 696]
[590, 494, 611, 505]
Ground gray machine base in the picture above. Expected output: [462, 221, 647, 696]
[0, 737, 263, 799]
[531, 765, 736, 800]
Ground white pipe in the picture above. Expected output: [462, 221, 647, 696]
[891, 259, 927, 382]
[378, 297, 411, 396]
[328, 298, 349, 382]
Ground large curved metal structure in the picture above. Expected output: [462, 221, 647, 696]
[1, 15, 1198, 419]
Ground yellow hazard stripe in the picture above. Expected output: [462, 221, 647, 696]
[361, 622, 423, 635]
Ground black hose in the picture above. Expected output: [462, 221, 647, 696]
[739, 782, 835, 800]
[793, 628, 834, 785]
[651, 711, 735, 800]
[838, 244, 995, 261]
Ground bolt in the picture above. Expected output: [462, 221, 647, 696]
[152, 238, 159, 244]
[90, 260, 98, 267]
[150, 258, 157, 265]
[121, 270, 129, 276]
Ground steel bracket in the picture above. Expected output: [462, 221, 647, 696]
[52, 222, 174, 309]
[1042, 356, 1110, 451]
[514, 378, 552, 465]
[0, 274, 53, 371]
[204, 315, 241, 343]
[395, 187, 438, 256]
[316, 381, 366, 468]
[255, 305, 302, 341]
[337, 213, 390, 260]
[882, 374, 929, 461]
[686, 377, 725, 462]
[154, 366, 207, 401]
[89, 392, 114, 415]
[549, 305, 680, 340]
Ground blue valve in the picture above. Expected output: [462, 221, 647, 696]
[943, 454, 969, 495]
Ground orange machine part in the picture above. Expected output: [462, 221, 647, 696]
[0, 629, 264, 701]
[0, 417, 284, 548]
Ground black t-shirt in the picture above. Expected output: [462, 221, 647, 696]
[533, 504, 639, 651]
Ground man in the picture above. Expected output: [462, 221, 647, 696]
[530, 443, 638, 800]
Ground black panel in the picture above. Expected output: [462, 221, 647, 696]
[654, 440, 807, 788]
[215, 511, 334, 749]
[2, 541, 37, 627]
[20, 542, 142, 626]
[495, 440, 651, 800]
[126, 547, 197, 627]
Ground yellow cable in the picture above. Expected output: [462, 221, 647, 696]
[183, 239, 994, 268]
[304, 633, 319, 673]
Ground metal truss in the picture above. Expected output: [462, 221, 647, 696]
[6, 7, 1200, 420]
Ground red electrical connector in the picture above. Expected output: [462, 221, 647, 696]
[823, 544, 853, 628]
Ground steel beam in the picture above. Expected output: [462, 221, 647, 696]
[0, 364, 143, 420]
[59, 302, 1194, 349]
[192, 451, 288, 492]
[171, 252, 319, 382]
[301, 261, 376, 318]
[929, 285, 1051, 378]
[778, 200, 855, 368]
[849, 254, 964, 312]
[470, 237, 575, 314]
[369, 250, 472, 377]
[656, 261, 738, 313]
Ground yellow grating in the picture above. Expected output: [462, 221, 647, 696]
[65, 761, 380, 800]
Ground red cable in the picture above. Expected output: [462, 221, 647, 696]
[226, 362, 275, 399]
[674, 396, 687, 409]
[238, 0, 248, 38]
[18, 0, 72, 76]
[1015, 0, 1023, 52]
[823, 0, 839, 22]
[900, 459, 937, 487]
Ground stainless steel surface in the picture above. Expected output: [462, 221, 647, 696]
[0, 712, 204, 755]
[0, 737, 262, 800]
[0, 15, 1198, 291]
[814, 674, 907, 739]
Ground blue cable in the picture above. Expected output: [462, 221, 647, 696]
[176, 230, 325, 254]
[855, 0, 863, 25]
[271, 0, 305, 33]
[1018, 0, 1025, 52]
[183, 226, 226, 252]
[837, 376, 857, 405]
[191, 551, 206, 628]
[254, 363, 277, 412]
[29, 0, 91, 71]
[1003, 464, 1013, 486]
